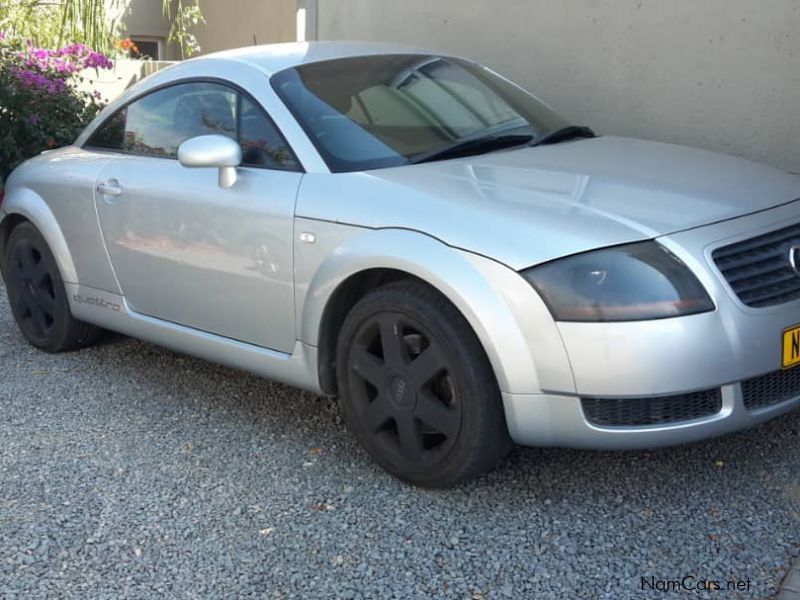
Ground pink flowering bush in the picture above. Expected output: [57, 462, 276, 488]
[0, 32, 113, 184]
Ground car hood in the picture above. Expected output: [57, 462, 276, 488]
[299, 136, 800, 269]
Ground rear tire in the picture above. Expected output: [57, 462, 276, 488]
[336, 280, 512, 488]
[2, 222, 100, 353]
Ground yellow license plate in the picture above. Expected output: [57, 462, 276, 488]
[782, 325, 800, 369]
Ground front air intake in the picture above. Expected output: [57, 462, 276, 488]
[741, 367, 800, 411]
[581, 389, 723, 427]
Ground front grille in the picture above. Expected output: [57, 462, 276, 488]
[581, 389, 722, 427]
[712, 221, 800, 308]
[742, 368, 800, 410]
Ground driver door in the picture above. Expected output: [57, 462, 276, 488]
[88, 81, 303, 353]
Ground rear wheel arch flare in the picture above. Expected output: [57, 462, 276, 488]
[0, 213, 30, 268]
[0, 193, 78, 284]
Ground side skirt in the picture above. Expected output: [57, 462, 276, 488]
[66, 283, 323, 394]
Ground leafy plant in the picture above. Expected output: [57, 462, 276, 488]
[0, 0, 124, 56]
[56, 0, 125, 54]
[0, 32, 112, 185]
[163, 0, 206, 60]
[0, 1, 205, 59]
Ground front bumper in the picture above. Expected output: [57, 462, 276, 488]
[506, 199, 800, 448]
[503, 385, 800, 449]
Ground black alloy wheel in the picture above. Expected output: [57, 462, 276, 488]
[7, 236, 58, 343]
[337, 281, 512, 488]
[3, 222, 100, 352]
[347, 310, 462, 467]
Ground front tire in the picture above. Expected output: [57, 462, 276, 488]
[336, 280, 512, 488]
[2, 222, 100, 353]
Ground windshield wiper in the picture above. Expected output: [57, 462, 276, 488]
[409, 134, 534, 165]
[532, 125, 596, 147]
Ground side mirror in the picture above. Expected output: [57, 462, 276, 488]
[178, 134, 242, 189]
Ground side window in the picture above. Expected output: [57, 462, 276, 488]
[124, 82, 236, 157]
[88, 83, 236, 157]
[86, 81, 301, 172]
[239, 96, 300, 171]
[87, 108, 127, 150]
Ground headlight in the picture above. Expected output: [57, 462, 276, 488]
[521, 241, 714, 322]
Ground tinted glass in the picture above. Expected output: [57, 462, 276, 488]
[240, 96, 300, 171]
[87, 83, 301, 171]
[271, 54, 571, 172]
[87, 108, 127, 150]
[123, 82, 236, 157]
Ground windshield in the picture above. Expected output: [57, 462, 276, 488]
[271, 54, 572, 173]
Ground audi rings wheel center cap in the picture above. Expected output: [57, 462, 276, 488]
[25, 279, 37, 297]
[389, 375, 416, 411]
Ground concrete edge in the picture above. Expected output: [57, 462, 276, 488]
[779, 557, 800, 599]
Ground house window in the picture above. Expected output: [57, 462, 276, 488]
[130, 38, 162, 61]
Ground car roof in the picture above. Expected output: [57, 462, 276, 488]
[198, 41, 445, 76]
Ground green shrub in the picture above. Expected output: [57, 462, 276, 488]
[0, 32, 112, 185]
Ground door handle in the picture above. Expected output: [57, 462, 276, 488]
[96, 180, 122, 197]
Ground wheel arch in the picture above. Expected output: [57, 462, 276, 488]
[0, 213, 28, 267]
[0, 189, 77, 283]
[315, 267, 424, 394]
[302, 228, 568, 398]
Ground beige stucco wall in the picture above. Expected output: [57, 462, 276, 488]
[121, 0, 172, 40]
[193, 0, 297, 55]
[122, 0, 297, 60]
[315, 0, 800, 173]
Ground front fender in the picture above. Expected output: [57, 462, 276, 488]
[297, 223, 575, 396]
[0, 188, 78, 284]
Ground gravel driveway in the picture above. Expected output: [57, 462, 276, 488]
[1, 280, 799, 599]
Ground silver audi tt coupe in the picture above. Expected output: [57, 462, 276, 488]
[2, 42, 800, 487]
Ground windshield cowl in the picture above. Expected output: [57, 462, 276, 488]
[409, 133, 535, 165]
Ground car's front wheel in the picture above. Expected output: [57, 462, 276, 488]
[2, 222, 100, 352]
[336, 280, 512, 487]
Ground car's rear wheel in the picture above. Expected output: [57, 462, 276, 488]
[2, 222, 100, 352]
[336, 280, 512, 488]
